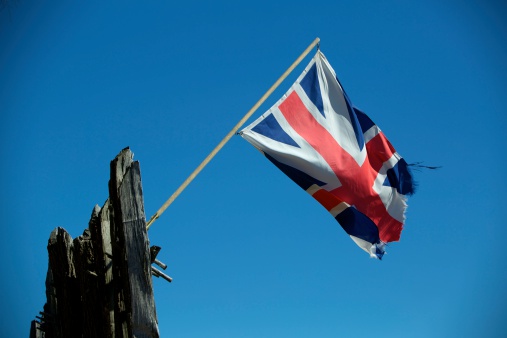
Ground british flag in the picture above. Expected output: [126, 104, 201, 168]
[240, 51, 414, 259]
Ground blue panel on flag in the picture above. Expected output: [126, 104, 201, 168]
[384, 159, 415, 195]
[300, 63, 325, 117]
[265, 153, 326, 190]
[342, 91, 365, 150]
[251, 114, 300, 148]
[353, 108, 375, 133]
[335, 207, 380, 244]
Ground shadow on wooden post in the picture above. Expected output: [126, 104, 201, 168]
[31, 148, 161, 338]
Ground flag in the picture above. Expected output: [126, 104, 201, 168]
[240, 51, 414, 259]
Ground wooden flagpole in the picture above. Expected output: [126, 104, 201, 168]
[146, 37, 320, 230]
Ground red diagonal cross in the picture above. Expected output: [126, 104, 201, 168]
[279, 91, 403, 242]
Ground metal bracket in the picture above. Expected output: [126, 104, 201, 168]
[150, 245, 172, 283]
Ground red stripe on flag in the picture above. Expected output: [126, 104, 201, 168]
[312, 189, 343, 211]
[366, 132, 396, 172]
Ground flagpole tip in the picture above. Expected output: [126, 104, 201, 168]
[312, 37, 320, 51]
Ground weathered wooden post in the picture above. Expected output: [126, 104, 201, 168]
[30, 148, 163, 338]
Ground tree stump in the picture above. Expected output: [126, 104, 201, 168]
[31, 148, 159, 338]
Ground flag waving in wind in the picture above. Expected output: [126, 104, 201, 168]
[240, 51, 414, 259]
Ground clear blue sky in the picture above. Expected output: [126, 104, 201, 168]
[1, 1, 507, 337]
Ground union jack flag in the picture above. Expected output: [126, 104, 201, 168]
[240, 51, 414, 259]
